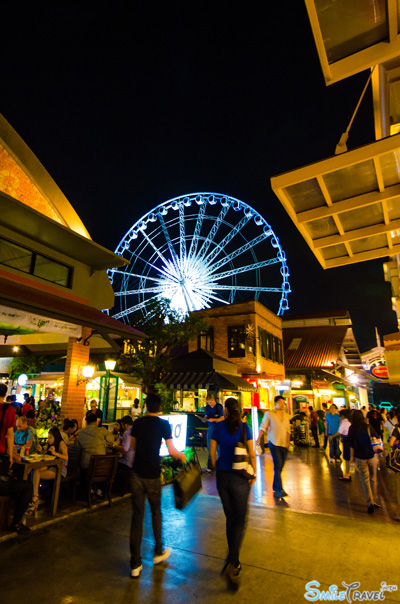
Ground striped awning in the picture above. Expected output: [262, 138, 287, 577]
[162, 371, 256, 393]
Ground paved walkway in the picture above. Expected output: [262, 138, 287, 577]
[1, 446, 400, 604]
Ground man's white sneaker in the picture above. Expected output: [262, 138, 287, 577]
[130, 565, 142, 578]
[153, 549, 171, 565]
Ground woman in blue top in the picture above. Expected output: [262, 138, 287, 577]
[210, 397, 256, 590]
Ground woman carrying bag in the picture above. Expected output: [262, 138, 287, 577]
[209, 397, 256, 590]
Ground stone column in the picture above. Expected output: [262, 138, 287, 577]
[61, 327, 91, 426]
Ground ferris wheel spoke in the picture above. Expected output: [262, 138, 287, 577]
[190, 288, 230, 306]
[212, 285, 284, 293]
[158, 212, 181, 273]
[212, 258, 281, 281]
[179, 203, 187, 267]
[188, 201, 207, 260]
[140, 228, 174, 270]
[197, 204, 230, 261]
[114, 285, 168, 296]
[204, 213, 252, 264]
[112, 271, 169, 285]
[112, 294, 166, 320]
[209, 230, 273, 272]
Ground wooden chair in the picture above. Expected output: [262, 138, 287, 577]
[86, 454, 119, 508]
[61, 444, 82, 503]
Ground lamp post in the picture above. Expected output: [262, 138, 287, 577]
[104, 359, 116, 422]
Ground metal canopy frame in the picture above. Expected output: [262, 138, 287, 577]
[304, 0, 400, 85]
[271, 133, 400, 269]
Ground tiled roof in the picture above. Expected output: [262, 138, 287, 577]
[283, 326, 348, 369]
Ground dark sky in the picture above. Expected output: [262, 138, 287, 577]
[1, 2, 397, 351]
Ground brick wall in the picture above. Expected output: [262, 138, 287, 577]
[188, 300, 285, 379]
[61, 327, 91, 425]
[0, 142, 62, 222]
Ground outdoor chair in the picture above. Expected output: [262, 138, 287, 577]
[61, 444, 82, 503]
[86, 454, 119, 508]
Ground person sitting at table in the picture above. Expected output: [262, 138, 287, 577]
[61, 418, 80, 444]
[26, 427, 68, 516]
[25, 409, 37, 429]
[85, 399, 103, 427]
[78, 412, 114, 471]
[0, 382, 33, 534]
[113, 415, 134, 490]
[14, 415, 39, 454]
[112, 419, 123, 444]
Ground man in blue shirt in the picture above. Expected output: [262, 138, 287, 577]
[325, 403, 341, 462]
[203, 391, 224, 472]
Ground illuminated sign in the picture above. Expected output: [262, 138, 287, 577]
[370, 363, 388, 380]
[160, 414, 188, 457]
[17, 374, 28, 386]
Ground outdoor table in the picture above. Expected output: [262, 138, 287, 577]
[13, 457, 63, 517]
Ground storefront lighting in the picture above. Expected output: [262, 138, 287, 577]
[12, 346, 19, 352]
[104, 359, 116, 371]
[77, 364, 95, 385]
[348, 374, 358, 384]
[291, 380, 303, 388]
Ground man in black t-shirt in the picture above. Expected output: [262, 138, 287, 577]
[129, 393, 186, 578]
[367, 405, 383, 437]
[85, 399, 103, 427]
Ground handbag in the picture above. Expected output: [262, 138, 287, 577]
[232, 423, 255, 480]
[368, 426, 383, 454]
[173, 458, 202, 510]
[0, 403, 11, 480]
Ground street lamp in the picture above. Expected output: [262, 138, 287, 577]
[104, 359, 116, 422]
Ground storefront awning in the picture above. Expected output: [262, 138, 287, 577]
[0, 275, 145, 351]
[27, 371, 141, 386]
[163, 371, 256, 393]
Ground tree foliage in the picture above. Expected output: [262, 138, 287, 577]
[120, 298, 209, 393]
[8, 355, 52, 380]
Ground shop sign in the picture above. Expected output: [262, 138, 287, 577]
[312, 380, 329, 389]
[293, 395, 308, 403]
[332, 381, 345, 391]
[370, 363, 389, 380]
[160, 414, 188, 456]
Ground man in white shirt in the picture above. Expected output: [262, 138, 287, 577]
[256, 395, 291, 498]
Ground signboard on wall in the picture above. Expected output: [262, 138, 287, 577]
[160, 414, 188, 457]
[312, 380, 329, 389]
[369, 363, 389, 380]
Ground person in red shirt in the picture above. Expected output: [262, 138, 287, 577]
[0, 383, 33, 534]
[308, 405, 320, 448]
[21, 393, 33, 417]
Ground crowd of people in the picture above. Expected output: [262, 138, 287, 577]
[3, 383, 400, 592]
[0, 388, 144, 534]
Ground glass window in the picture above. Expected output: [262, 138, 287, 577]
[198, 327, 214, 352]
[228, 325, 246, 358]
[323, 160, 378, 203]
[0, 239, 32, 272]
[0, 237, 72, 288]
[315, 0, 387, 64]
[34, 254, 71, 287]
[285, 179, 326, 213]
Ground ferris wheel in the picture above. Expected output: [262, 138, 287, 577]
[109, 192, 290, 320]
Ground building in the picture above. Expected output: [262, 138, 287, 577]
[187, 300, 285, 408]
[0, 113, 143, 421]
[282, 311, 369, 411]
[270, 2, 400, 386]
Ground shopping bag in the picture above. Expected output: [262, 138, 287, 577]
[232, 423, 255, 480]
[173, 460, 202, 510]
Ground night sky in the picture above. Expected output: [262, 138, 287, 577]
[1, 2, 397, 351]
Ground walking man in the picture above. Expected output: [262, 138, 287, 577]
[129, 393, 186, 578]
[308, 405, 320, 448]
[256, 395, 290, 498]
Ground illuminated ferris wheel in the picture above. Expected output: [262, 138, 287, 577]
[109, 192, 290, 320]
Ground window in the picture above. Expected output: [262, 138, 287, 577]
[228, 325, 246, 357]
[258, 327, 283, 364]
[0, 237, 72, 288]
[198, 327, 214, 352]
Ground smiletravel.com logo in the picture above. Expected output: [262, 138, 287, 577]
[304, 580, 398, 602]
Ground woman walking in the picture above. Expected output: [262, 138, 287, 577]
[210, 397, 256, 589]
[348, 409, 381, 514]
